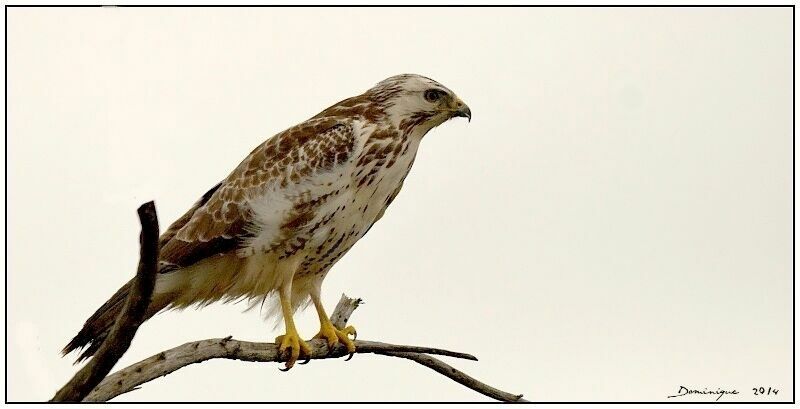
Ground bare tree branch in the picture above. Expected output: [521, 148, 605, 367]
[85, 338, 478, 402]
[329, 294, 363, 328]
[52, 201, 160, 402]
[51, 201, 524, 402]
[376, 351, 527, 402]
[84, 294, 526, 402]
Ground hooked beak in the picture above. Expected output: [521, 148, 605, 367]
[452, 99, 472, 122]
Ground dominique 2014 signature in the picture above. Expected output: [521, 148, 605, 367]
[667, 386, 779, 401]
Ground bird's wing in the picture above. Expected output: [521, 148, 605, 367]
[158, 117, 358, 272]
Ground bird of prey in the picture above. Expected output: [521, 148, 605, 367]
[64, 74, 471, 370]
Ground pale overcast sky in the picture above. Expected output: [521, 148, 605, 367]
[7, 6, 793, 402]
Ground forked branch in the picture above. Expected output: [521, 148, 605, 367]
[51, 202, 160, 402]
[53, 202, 527, 402]
[84, 295, 527, 402]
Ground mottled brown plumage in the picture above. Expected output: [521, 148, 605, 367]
[65, 74, 471, 367]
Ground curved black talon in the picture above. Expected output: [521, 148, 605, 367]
[351, 330, 358, 340]
[298, 357, 311, 365]
[277, 348, 294, 371]
[344, 352, 355, 361]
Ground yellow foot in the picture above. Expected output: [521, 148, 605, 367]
[313, 324, 357, 360]
[275, 330, 312, 371]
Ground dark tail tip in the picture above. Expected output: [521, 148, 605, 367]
[62, 329, 106, 364]
[62, 280, 132, 364]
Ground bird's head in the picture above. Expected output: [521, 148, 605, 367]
[367, 74, 471, 136]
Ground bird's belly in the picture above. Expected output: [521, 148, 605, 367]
[297, 161, 412, 277]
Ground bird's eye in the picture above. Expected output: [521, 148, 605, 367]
[424, 89, 442, 102]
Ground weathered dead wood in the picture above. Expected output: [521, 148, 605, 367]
[53, 202, 526, 402]
[52, 202, 160, 402]
[377, 351, 527, 402]
[84, 294, 527, 402]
